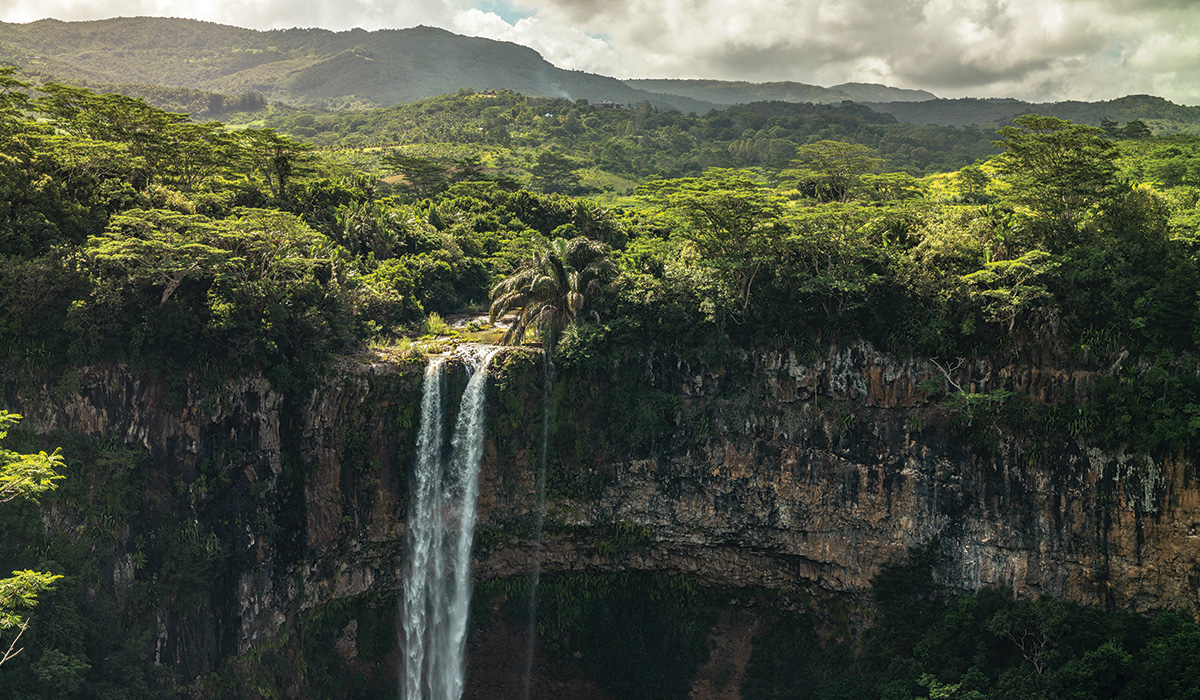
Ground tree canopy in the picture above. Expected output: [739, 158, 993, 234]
[489, 235, 615, 347]
[4, 72, 1200, 697]
[638, 169, 786, 316]
[0, 412, 64, 667]
[992, 115, 1119, 239]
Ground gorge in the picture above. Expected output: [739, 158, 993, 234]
[5, 340, 1198, 697]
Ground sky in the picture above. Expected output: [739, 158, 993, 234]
[2, 0, 1200, 104]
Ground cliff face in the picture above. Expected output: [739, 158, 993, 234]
[478, 343, 1191, 615]
[7, 343, 1198, 684]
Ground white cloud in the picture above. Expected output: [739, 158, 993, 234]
[0, 0, 463, 31]
[450, 8, 618, 71]
[491, 0, 1200, 103]
[1, 0, 1199, 103]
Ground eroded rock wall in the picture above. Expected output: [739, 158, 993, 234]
[6, 342, 1197, 681]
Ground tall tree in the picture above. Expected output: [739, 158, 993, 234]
[530, 150, 583, 195]
[489, 235, 614, 347]
[0, 67, 30, 125]
[992, 115, 1118, 239]
[382, 152, 449, 200]
[638, 169, 786, 314]
[84, 209, 230, 306]
[238, 129, 316, 201]
[35, 83, 189, 174]
[791, 140, 881, 202]
[160, 121, 238, 191]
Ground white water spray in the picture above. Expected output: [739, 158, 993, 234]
[401, 346, 499, 700]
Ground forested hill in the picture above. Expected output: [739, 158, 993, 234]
[4, 16, 1198, 136]
[868, 94, 1200, 133]
[0, 17, 717, 112]
[624, 78, 936, 106]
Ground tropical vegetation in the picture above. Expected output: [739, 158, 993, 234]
[3, 58, 1200, 699]
[0, 412, 64, 668]
[488, 235, 615, 347]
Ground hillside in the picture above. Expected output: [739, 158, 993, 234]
[235, 91, 996, 176]
[625, 77, 935, 105]
[0, 16, 718, 111]
[867, 94, 1200, 132]
[831, 81, 936, 102]
[4, 16, 1196, 137]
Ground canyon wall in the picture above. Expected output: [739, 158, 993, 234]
[7, 343, 1198, 684]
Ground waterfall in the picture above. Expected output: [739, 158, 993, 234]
[401, 346, 499, 700]
[521, 351, 554, 700]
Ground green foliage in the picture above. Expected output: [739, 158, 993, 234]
[244, 90, 996, 178]
[869, 94, 1200, 133]
[0, 412, 64, 668]
[381, 152, 450, 200]
[734, 550, 1200, 700]
[5, 74, 1200, 699]
[489, 235, 615, 348]
[0, 122, 137, 257]
[741, 612, 853, 700]
[791, 140, 883, 202]
[195, 593, 397, 700]
[67, 207, 359, 388]
[1084, 357, 1200, 455]
[7, 78, 1200, 465]
[992, 115, 1120, 241]
[0, 571, 61, 654]
[962, 250, 1058, 333]
[638, 169, 786, 316]
[475, 566, 1200, 700]
[236, 128, 317, 201]
[0, 414, 65, 506]
[418, 311, 451, 336]
[529, 150, 585, 194]
[1118, 136, 1200, 188]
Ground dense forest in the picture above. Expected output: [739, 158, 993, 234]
[6, 63, 1200, 699]
[224, 90, 1000, 178]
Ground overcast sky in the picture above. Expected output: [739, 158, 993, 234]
[2, 0, 1199, 104]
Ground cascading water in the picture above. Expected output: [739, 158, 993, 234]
[401, 346, 499, 700]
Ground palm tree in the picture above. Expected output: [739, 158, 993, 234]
[489, 235, 614, 347]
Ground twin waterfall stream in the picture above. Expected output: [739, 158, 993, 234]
[399, 346, 536, 700]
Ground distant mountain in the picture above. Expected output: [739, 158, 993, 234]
[831, 82, 935, 103]
[624, 78, 935, 106]
[2, 17, 1194, 134]
[865, 95, 1200, 133]
[0, 17, 718, 112]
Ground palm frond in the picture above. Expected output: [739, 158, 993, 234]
[488, 235, 615, 347]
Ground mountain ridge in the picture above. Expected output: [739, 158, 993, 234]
[0, 17, 718, 111]
[625, 77, 936, 105]
[1, 16, 1197, 133]
[863, 93, 1200, 133]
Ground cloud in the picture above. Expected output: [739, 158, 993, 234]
[489, 0, 1200, 103]
[0, 0, 463, 31]
[450, 8, 619, 71]
[1, 0, 1199, 103]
